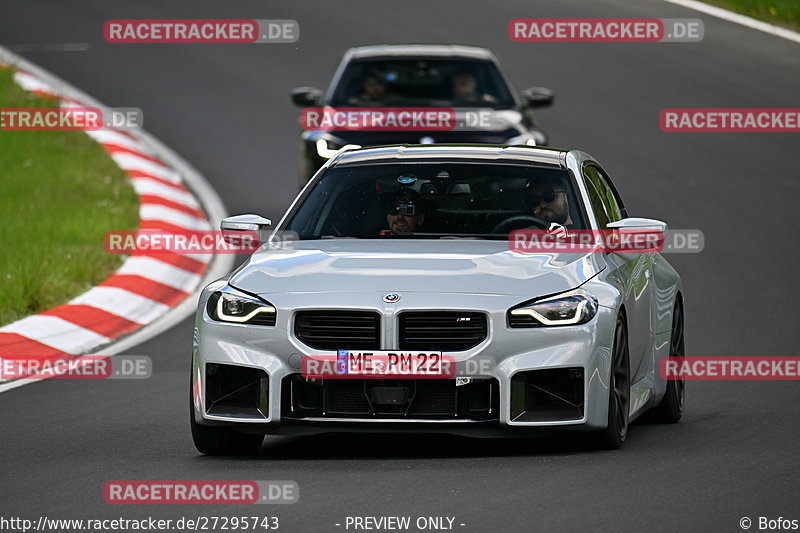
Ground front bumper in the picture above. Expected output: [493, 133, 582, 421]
[191, 288, 617, 435]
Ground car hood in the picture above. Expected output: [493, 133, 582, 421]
[229, 239, 603, 298]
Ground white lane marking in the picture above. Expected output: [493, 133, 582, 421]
[111, 152, 181, 183]
[131, 178, 199, 207]
[664, 0, 800, 45]
[140, 204, 211, 230]
[0, 316, 110, 355]
[116, 256, 203, 291]
[70, 287, 169, 324]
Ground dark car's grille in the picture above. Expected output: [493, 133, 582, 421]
[294, 311, 380, 350]
[399, 312, 487, 352]
[282, 375, 499, 420]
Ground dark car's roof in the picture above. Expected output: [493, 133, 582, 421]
[346, 44, 495, 61]
[330, 144, 567, 168]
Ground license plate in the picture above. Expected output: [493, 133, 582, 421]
[336, 350, 446, 376]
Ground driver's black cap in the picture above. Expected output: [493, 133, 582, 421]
[388, 188, 425, 213]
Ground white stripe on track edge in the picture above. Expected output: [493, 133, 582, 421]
[111, 152, 181, 183]
[115, 256, 203, 292]
[131, 178, 200, 208]
[71, 287, 170, 324]
[139, 204, 210, 230]
[664, 0, 800, 45]
[86, 129, 152, 153]
[1, 316, 110, 355]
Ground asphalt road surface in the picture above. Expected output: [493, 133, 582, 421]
[1, 1, 799, 531]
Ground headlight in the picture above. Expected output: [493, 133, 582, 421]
[207, 287, 276, 326]
[508, 288, 598, 327]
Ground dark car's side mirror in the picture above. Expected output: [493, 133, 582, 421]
[522, 87, 554, 108]
[290, 87, 324, 107]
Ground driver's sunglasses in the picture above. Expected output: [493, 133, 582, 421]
[527, 189, 565, 206]
[387, 203, 416, 216]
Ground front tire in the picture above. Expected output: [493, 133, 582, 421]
[589, 315, 630, 450]
[647, 300, 685, 423]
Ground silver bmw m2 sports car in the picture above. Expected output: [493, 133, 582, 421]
[191, 145, 685, 455]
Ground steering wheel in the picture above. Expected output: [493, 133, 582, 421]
[491, 215, 549, 234]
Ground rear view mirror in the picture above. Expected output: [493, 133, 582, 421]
[290, 87, 323, 107]
[521, 87, 555, 108]
[220, 214, 272, 246]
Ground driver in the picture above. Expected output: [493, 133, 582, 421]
[350, 73, 401, 104]
[385, 189, 426, 234]
[450, 70, 497, 104]
[525, 176, 574, 227]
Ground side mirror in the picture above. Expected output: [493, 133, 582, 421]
[606, 218, 667, 232]
[290, 87, 323, 107]
[521, 87, 554, 108]
[605, 218, 667, 253]
[220, 214, 272, 246]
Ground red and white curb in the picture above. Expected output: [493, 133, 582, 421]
[0, 47, 233, 391]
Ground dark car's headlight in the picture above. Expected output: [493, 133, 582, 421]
[508, 288, 598, 328]
[207, 287, 276, 326]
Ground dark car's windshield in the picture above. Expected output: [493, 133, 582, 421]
[283, 162, 586, 240]
[329, 59, 516, 109]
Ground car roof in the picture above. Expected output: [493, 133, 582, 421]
[345, 44, 496, 61]
[329, 144, 567, 168]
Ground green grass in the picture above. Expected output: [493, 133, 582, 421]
[0, 67, 139, 326]
[703, 0, 800, 30]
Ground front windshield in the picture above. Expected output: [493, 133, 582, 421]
[283, 162, 586, 240]
[330, 59, 515, 109]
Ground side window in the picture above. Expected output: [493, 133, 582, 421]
[584, 177, 610, 229]
[583, 164, 623, 227]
